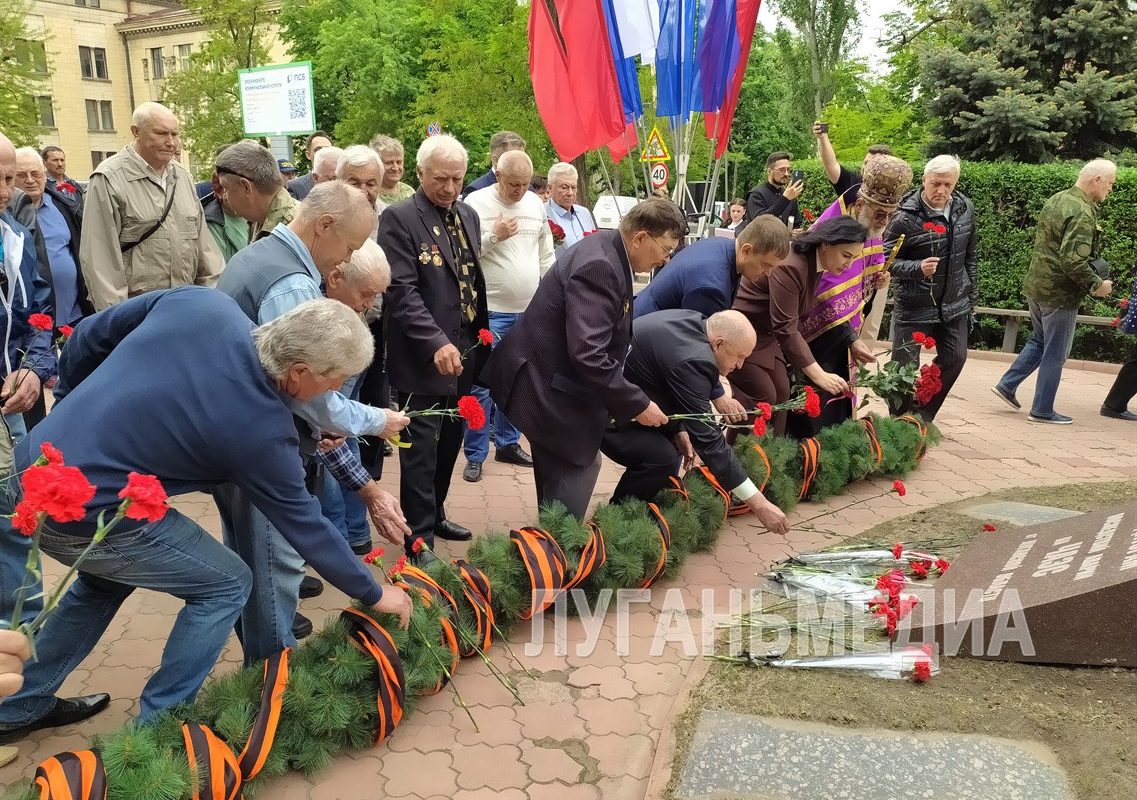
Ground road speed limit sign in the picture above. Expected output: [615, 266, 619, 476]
[650, 162, 670, 188]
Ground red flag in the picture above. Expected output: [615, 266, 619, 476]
[530, 1, 626, 161]
[607, 121, 637, 162]
[705, 0, 762, 158]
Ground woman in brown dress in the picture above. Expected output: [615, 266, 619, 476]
[730, 216, 870, 435]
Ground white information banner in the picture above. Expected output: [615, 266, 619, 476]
[237, 61, 316, 138]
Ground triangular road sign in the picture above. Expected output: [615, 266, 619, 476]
[640, 125, 671, 162]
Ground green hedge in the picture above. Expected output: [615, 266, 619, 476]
[786, 160, 1136, 362]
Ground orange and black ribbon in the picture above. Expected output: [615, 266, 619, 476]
[799, 437, 821, 500]
[897, 414, 928, 460]
[236, 648, 289, 781]
[340, 607, 406, 742]
[182, 723, 241, 800]
[751, 443, 772, 492]
[563, 521, 606, 591]
[399, 565, 461, 693]
[454, 558, 495, 656]
[34, 750, 107, 800]
[860, 417, 883, 467]
[510, 526, 568, 619]
[668, 475, 690, 505]
[697, 465, 733, 521]
[642, 502, 673, 588]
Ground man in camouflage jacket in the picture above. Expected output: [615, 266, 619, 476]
[993, 159, 1117, 424]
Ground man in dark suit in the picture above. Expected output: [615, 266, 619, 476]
[461, 131, 525, 199]
[380, 134, 489, 556]
[743, 151, 802, 229]
[483, 198, 685, 519]
[602, 309, 789, 533]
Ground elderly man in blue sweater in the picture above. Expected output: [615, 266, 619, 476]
[0, 288, 412, 743]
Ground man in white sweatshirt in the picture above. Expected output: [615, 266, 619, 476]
[461, 150, 555, 482]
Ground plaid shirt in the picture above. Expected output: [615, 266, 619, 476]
[317, 440, 371, 492]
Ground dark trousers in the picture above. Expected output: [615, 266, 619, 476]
[1104, 352, 1137, 412]
[600, 425, 680, 504]
[788, 327, 854, 440]
[728, 356, 791, 436]
[530, 439, 602, 520]
[891, 314, 970, 421]
[397, 389, 468, 549]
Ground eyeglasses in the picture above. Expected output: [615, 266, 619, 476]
[216, 166, 254, 182]
[650, 235, 677, 258]
[15, 171, 44, 181]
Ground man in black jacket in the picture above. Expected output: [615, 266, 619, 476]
[380, 134, 489, 553]
[602, 309, 789, 534]
[885, 155, 978, 421]
[743, 151, 802, 229]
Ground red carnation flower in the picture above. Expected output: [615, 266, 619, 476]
[892, 480, 906, 497]
[478, 328, 494, 346]
[897, 595, 920, 618]
[923, 336, 936, 350]
[118, 472, 169, 522]
[922, 222, 937, 232]
[912, 660, 932, 683]
[891, 542, 904, 560]
[20, 464, 96, 523]
[1120, 298, 1130, 311]
[11, 500, 40, 536]
[28, 313, 53, 332]
[934, 558, 951, 574]
[1111, 317, 1121, 328]
[549, 220, 566, 241]
[752, 416, 767, 437]
[411, 536, 425, 554]
[388, 553, 408, 581]
[363, 546, 385, 565]
[40, 442, 64, 465]
[57, 324, 74, 338]
[56, 181, 77, 194]
[911, 559, 931, 579]
[911, 332, 927, 344]
[457, 395, 486, 430]
[803, 385, 821, 418]
[582, 229, 597, 237]
[982, 522, 997, 532]
[756, 402, 773, 421]
[802, 208, 816, 222]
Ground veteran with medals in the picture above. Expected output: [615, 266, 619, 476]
[379, 135, 489, 558]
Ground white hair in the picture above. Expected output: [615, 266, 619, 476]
[1079, 158, 1116, 181]
[312, 145, 345, 175]
[547, 162, 578, 185]
[707, 309, 755, 347]
[295, 180, 376, 228]
[338, 238, 391, 291]
[923, 155, 961, 177]
[369, 134, 404, 158]
[416, 134, 468, 169]
[254, 298, 374, 378]
[14, 146, 44, 169]
[336, 144, 385, 181]
[132, 101, 175, 129]
[497, 150, 534, 178]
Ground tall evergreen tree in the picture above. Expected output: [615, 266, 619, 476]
[920, 0, 1137, 161]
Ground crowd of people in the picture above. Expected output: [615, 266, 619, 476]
[0, 100, 1133, 753]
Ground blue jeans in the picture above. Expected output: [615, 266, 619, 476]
[996, 300, 1077, 417]
[0, 415, 42, 627]
[317, 439, 371, 548]
[0, 510, 251, 726]
[464, 311, 523, 463]
[212, 484, 305, 664]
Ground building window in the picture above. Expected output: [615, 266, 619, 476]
[85, 99, 114, 131]
[35, 96, 55, 128]
[79, 46, 109, 80]
[100, 100, 113, 130]
[74, 0, 101, 6]
[15, 40, 48, 75]
[178, 44, 192, 72]
[91, 151, 112, 170]
[150, 47, 164, 79]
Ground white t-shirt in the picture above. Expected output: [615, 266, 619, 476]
[465, 186, 556, 313]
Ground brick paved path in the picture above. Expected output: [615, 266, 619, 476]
[1, 354, 1134, 799]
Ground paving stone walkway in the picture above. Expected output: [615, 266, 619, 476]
[0, 354, 1134, 799]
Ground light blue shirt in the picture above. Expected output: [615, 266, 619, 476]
[37, 195, 82, 324]
[546, 199, 596, 249]
[260, 225, 388, 438]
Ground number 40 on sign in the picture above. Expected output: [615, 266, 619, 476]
[650, 162, 670, 189]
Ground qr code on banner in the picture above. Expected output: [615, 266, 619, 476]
[287, 87, 307, 121]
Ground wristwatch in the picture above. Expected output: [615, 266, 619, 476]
[489, 233, 500, 245]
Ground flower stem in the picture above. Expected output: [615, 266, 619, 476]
[7, 520, 44, 631]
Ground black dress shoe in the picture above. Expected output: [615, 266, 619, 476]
[382, 441, 394, 457]
[495, 444, 534, 467]
[435, 519, 472, 541]
[292, 612, 313, 640]
[463, 461, 483, 482]
[1100, 406, 1137, 421]
[350, 541, 374, 556]
[0, 694, 111, 744]
[299, 575, 324, 598]
[410, 549, 441, 568]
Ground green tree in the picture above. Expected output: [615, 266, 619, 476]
[768, 0, 861, 118]
[0, 0, 49, 145]
[919, 0, 1137, 161]
[161, 0, 272, 173]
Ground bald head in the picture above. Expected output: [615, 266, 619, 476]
[130, 102, 180, 172]
[0, 133, 16, 215]
[707, 310, 756, 376]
